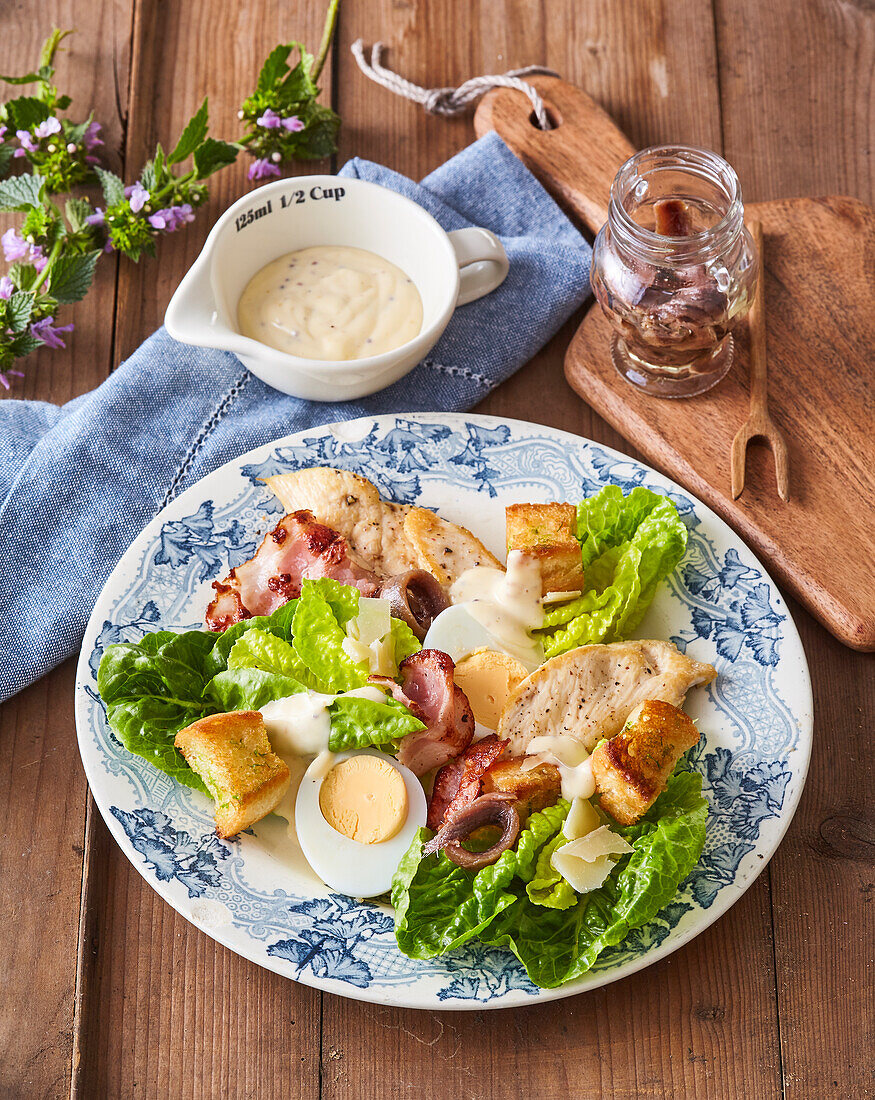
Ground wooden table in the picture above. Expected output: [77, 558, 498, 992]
[1, 2, 872, 1097]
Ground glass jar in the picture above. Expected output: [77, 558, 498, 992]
[591, 145, 758, 398]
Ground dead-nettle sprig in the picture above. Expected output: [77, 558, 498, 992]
[238, 0, 341, 179]
[0, 5, 341, 389]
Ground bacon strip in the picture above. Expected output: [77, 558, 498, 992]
[427, 735, 508, 831]
[369, 649, 474, 776]
[205, 510, 381, 631]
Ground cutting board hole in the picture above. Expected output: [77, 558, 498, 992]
[529, 105, 562, 130]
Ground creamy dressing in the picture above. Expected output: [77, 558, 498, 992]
[439, 551, 545, 670]
[260, 685, 388, 758]
[526, 734, 596, 801]
[237, 245, 423, 361]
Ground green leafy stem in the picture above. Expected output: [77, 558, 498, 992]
[0, 4, 341, 387]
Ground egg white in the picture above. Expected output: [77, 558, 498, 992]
[294, 748, 427, 898]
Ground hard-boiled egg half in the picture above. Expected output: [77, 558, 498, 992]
[295, 748, 427, 898]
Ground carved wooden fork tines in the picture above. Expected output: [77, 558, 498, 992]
[730, 221, 790, 502]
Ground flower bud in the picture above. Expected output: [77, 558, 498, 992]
[67, 143, 77, 154]
[271, 151, 281, 162]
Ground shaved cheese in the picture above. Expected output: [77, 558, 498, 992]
[541, 589, 583, 605]
[562, 797, 600, 840]
[551, 826, 633, 894]
[343, 598, 396, 675]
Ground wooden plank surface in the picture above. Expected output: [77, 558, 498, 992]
[715, 4, 875, 1097]
[0, 1, 872, 1098]
[0, 4, 130, 1098]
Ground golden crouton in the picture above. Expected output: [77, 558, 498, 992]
[505, 502, 584, 594]
[481, 757, 562, 818]
[590, 700, 699, 825]
[175, 711, 290, 839]
[403, 506, 502, 585]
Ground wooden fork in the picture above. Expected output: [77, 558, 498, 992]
[730, 220, 790, 502]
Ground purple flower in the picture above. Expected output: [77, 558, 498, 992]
[248, 157, 281, 181]
[127, 181, 149, 213]
[0, 125, 6, 141]
[281, 115, 305, 132]
[33, 116, 61, 139]
[256, 108, 282, 130]
[0, 276, 13, 300]
[147, 203, 194, 232]
[83, 121, 103, 151]
[16, 129, 37, 153]
[85, 207, 105, 227]
[30, 316, 74, 350]
[1, 227, 43, 265]
[0, 369, 24, 390]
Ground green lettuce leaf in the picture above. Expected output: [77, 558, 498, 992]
[391, 617, 422, 665]
[203, 600, 298, 676]
[538, 486, 687, 658]
[207, 667, 307, 711]
[391, 801, 569, 959]
[97, 631, 219, 792]
[328, 694, 425, 752]
[291, 579, 368, 692]
[227, 626, 321, 688]
[526, 831, 578, 910]
[393, 772, 707, 988]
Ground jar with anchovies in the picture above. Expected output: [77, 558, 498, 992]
[591, 145, 758, 398]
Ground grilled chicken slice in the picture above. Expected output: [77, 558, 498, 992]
[497, 640, 716, 754]
[265, 467, 417, 575]
[403, 507, 502, 585]
[590, 699, 699, 825]
[265, 466, 502, 585]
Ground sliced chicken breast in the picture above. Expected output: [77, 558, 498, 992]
[497, 640, 716, 754]
[265, 467, 503, 584]
[266, 467, 418, 575]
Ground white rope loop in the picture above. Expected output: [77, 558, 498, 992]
[351, 39, 558, 130]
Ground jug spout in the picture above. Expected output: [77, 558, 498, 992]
[165, 256, 238, 351]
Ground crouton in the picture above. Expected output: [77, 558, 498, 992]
[590, 700, 699, 825]
[505, 502, 584, 594]
[175, 711, 290, 839]
[481, 757, 562, 818]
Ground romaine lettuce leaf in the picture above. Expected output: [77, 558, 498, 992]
[97, 631, 219, 792]
[292, 580, 369, 692]
[526, 831, 578, 909]
[538, 486, 687, 658]
[207, 667, 307, 711]
[391, 617, 422, 665]
[391, 801, 569, 959]
[328, 694, 425, 752]
[227, 627, 321, 688]
[392, 772, 707, 988]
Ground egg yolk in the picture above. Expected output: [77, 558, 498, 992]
[318, 756, 408, 844]
[453, 648, 529, 728]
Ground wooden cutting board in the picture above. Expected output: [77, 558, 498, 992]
[475, 77, 874, 652]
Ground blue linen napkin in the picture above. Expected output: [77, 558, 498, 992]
[0, 131, 590, 702]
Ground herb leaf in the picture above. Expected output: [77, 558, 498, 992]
[48, 249, 101, 304]
[94, 165, 125, 208]
[168, 98, 209, 165]
[0, 173, 44, 211]
[192, 137, 239, 178]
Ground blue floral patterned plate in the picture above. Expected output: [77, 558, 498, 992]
[75, 413, 812, 1009]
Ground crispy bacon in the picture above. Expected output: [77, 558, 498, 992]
[204, 510, 381, 631]
[369, 649, 474, 776]
[427, 735, 508, 831]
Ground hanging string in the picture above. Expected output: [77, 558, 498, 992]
[351, 40, 559, 130]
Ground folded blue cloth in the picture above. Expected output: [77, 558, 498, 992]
[0, 131, 590, 701]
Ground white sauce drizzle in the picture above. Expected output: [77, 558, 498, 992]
[237, 246, 423, 361]
[443, 550, 545, 670]
[260, 685, 387, 758]
[527, 734, 596, 801]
